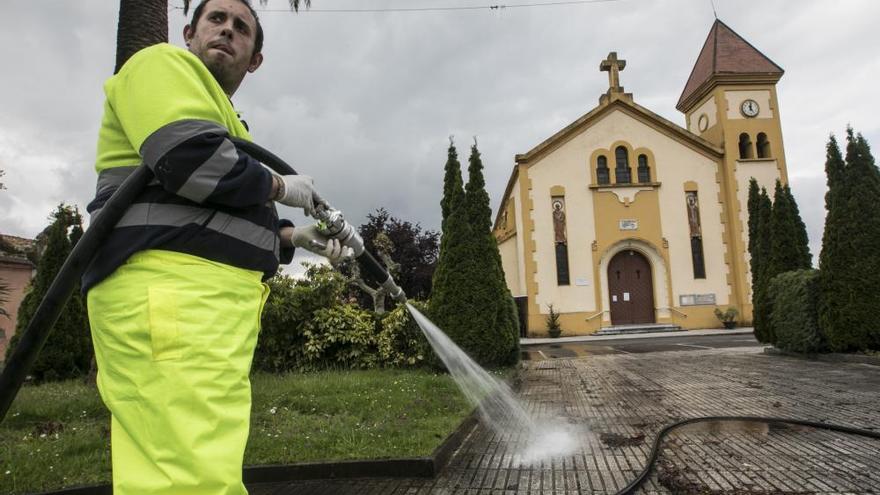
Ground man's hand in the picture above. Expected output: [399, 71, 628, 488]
[289, 224, 353, 264]
[273, 175, 317, 217]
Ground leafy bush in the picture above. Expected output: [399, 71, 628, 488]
[546, 304, 561, 337]
[253, 264, 347, 373]
[769, 269, 827, 353]
[302, 304, 379, 369]
[377, 300, 432, 367]
[256, 265, 437, 371]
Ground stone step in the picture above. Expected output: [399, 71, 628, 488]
[594, 324, 683, 336]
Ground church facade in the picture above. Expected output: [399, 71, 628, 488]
[492, 20, 788, 335]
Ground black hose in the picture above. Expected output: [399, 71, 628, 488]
[0, 138, 402, 423]
[615, 416, 880, 495]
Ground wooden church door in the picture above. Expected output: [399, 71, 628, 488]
[608, 250, 655, 325]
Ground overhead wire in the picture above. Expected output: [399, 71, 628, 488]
[170, 0, 622, 14]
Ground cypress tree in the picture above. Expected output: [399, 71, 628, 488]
[818, 135, 848, 350]
[5, 205, 92, 381]
[752, 187, 773, 343]
[769, 180, 811, 275]
[820, 130, 880, 351]
[464, 142, 518, 365]
[746, 178, 761, 319]
[783, 183, 813, 269]
[440, 139, 464, 235]
[761, 180, 812, 345]
[430, 144, 484, 363]
[431, 141, 519, 367]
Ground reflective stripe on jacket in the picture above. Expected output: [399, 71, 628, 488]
[83, 44, 292, 291]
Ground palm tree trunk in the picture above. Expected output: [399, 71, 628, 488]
[114, 0, 169, 74]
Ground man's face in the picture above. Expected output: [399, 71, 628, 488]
[183, 0, 263, 96]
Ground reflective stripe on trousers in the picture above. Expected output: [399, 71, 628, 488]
[87, 249, 270, 495]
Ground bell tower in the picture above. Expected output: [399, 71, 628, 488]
[676, 19, 787, 316]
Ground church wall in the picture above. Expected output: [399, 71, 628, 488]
[511, 192, 528, 296]
[527, 143, 597, 320]
[498, 234, 522, 297]
[617, 113, 731, 326]
[495, 185, 527, 297]
[687, 94, 718, 134]
[523, 108, 731, 334]
[716, 85, 790, 317]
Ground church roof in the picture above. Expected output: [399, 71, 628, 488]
[0, 234, 35, 267]
[676, 19, 783, 111]
[514, 96, 724, 166]
[494, 95, 724, 232]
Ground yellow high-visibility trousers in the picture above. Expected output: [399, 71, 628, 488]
[88, 250, 270, 495]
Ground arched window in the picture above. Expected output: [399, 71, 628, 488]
[596, 156, 610, 185]
[738, 133, 754, 159]
[756, 132, 771, 158]
[637, 154, 651, 183]
[615, 146, 631, 184]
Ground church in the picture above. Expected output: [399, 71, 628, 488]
[492, 20, 787, 336]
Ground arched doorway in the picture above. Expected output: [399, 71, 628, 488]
[608, 249, 655, 325]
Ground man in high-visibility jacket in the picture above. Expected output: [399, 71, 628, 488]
[84, 1, 341, 493]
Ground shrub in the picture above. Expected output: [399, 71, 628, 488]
[377, 300, 432, 367]
[714, 307, 739, 324]
[302, 304, 379, 370]
[254, 265, 347, 373]
[769, 269, 827, 353]
[546, 304, 561, 338]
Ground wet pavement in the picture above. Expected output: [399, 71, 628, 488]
[251, 346, 880, 494]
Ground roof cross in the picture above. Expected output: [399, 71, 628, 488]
[600, 52, 626, 92]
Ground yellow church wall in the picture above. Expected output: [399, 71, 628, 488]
[526, 148, 598, 320]
[687, 94, 718, 134]
[713, 84, 789, 316]
[522, 108, 730, 335]
[498, 234, 523, 297]
[644, 124, 731, 325]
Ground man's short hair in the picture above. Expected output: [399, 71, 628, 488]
[190, 0, 264, 55]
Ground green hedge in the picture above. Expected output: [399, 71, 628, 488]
[768, 269, 827, 353]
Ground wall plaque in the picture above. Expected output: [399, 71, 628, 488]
[575, 277, 590, 286]
[679, 293, 716, 306]
[619, 219, 638, 231]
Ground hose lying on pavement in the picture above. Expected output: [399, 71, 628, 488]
[616, 416, 880, 495]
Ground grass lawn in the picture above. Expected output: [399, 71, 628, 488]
[0, 369, 473, 494]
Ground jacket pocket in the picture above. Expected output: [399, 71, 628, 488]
[148, 287, 182, 361]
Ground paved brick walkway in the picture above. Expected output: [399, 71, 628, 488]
[251, 347, 880, 494]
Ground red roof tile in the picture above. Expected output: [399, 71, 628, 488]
[677, 20, 783, 110]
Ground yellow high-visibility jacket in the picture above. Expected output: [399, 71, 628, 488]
[85, 43, 292, 291]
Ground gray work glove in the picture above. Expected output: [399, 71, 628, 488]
[290, 224, 354, 264]
[276, 175, 317, 217]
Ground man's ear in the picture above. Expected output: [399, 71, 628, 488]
[248, 52, 264, 73]
[183, 24, 194, 46]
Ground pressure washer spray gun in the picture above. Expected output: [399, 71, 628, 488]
[310, 197, 407, 303]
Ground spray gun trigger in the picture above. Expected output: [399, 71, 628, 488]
[309, 240, 327, 251]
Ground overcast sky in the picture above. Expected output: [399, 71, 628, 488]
[1, 0, 877, 275]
